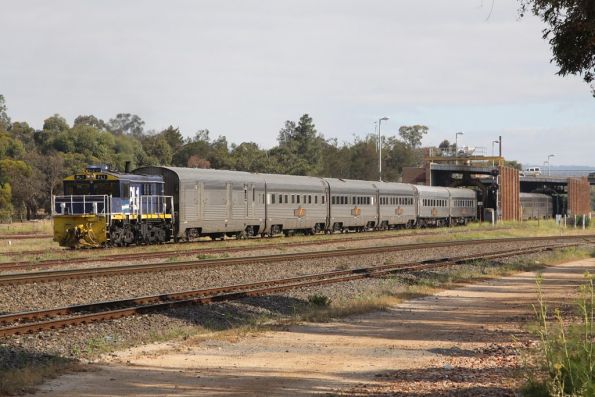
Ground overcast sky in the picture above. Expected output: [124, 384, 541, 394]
[1, 0, 593, 166]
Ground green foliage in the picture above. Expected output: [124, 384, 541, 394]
[0, 182, 12, 218]
[0, 94, 11, 131]
[520, 0, 595, 96]
[398, 125, 428, 148]
[307, 294, 331, 307]
[525, 273, 595, 396]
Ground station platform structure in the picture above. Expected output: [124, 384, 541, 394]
[403, 155, 592, 221]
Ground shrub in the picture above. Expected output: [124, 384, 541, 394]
[525, 273, 595, 396]
[307, 294, 331, 307]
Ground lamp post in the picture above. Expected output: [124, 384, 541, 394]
[491, 140, 500, 166]
[378, 117, 389, 181]
[547, 154, 555, 176]
[455, 132, 464, 157]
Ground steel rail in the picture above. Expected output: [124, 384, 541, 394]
[0, 242, 584, 337]
[0, 226, 516, 270]
[0, 236, 591, 286]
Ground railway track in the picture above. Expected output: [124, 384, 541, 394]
[1, 226, 517, 265]
[0, 227, 578, 272]
[0, 235, 592, 286]
[0, 242, 584, 337]
[0, 233, 52, 240]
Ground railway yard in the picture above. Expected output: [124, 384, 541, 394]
[0, 221, 592, 395]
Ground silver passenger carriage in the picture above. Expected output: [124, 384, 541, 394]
[134, 166, 266, 240]
[376, 182, 416, 229]
[447, 187, 477, 225]
[520, 193, 553, 220]
[261, 173, 328, 235]
[324, 178, 378, 232]
[413, 185, 451, 227]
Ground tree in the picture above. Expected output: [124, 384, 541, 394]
[74, 115, 107, 130]
[521, 0, 595, 95]
[398, 125, 428, 148]
[159, 126, 185, 153]
[275, 114, 325, 175]
[230, 142, 269, 172]
[505, 160, 523, 170]
[187, 155, 211, 168]
[107, 113, 145, 136]
[0, 94, 11, 131]
[42, 114, 69, 133]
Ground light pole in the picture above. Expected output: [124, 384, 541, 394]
[455, 132, 464, 157]
[491, 140, 500, 166]
[547, 154, 555, 176]
[378, 117, 389, 181]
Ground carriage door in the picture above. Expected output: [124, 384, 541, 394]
[244, 184, 249, 218]
[226, 183, 232, 221]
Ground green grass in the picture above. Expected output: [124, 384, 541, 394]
[0, 220, 53, 235]
[523, 269, 595, 397]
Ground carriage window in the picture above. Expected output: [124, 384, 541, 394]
[315, 196, 318, 204]
[322, 196, 325, 204]
[297, 195, 300, 204]
[308, 195, 312, 204]
[271, 194, 276, 204]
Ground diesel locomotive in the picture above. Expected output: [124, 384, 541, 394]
[52, 165, 174, 247]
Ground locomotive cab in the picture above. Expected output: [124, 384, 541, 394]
[53, 165, 174, 248]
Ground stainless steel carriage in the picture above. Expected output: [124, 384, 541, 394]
[413, 185, 451, 227]
[520, 193, 553, 220]
[134, 166, 266, 240]
[447, 187, 477, 225]
[323, 178, 378, 231]
[261, 173, 328, 235]
[376, 182, 416, 229]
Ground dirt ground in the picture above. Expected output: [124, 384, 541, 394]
[29, 258, 595, 397]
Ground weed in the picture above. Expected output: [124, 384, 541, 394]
[307, 294, 331, 307]
[523, 272, 595, 396]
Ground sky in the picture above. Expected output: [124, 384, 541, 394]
[1, 0, 593, 166]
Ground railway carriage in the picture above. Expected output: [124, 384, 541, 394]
[520, 193, 553, 220]
[135, 166, 266, 240]
[261, 173, 328, 236]
[447, 187, 477, 225]
[323, 178, 378, 232]
[376, 182, 416, 229]
[413, 186, 451, 227]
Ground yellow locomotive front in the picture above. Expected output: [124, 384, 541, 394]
[52, 165, 174, 248]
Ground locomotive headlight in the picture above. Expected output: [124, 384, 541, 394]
[60, 203, 66, 214]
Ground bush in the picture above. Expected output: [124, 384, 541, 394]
[567, 215, 591, 228]
[526, 273, 595, 396]
[307, 294, 331, 307]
